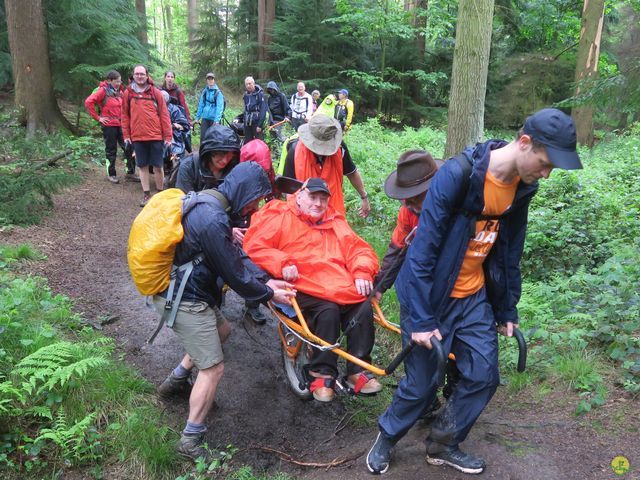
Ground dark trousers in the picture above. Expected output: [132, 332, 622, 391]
[244, 123, 264, 143]
[378, 288, 499, 449]
[200, 119, 215, 139]
[296, 292, 375, 378]
[291, 117, 305, 132]
[102, 126, 133, 176]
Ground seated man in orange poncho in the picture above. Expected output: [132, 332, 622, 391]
[244, 178, 382, 402]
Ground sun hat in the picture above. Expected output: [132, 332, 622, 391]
[302, 177, 331, 196]
[384, 150, 442, 199]
[297, 114, 342, 156]
[522, 108, 582, 170]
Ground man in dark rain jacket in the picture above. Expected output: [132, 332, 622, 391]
[153, 162, 295, 461]
[243, 76, 268, 142]
[266, 80, 291, 141]
[367, 108, 583, 476]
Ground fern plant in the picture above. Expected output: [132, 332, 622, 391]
[34, 407, 101, 465]
[13, 340, 111, 396]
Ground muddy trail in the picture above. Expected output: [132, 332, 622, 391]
[1, 165, 638, 480]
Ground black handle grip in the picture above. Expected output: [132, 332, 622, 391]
[385, 341, 415, 375]
[385, 337, 447, 388]
[513, 328, 527, 373]
[431, 337, 446, 387]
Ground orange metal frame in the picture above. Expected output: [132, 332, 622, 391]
[271, 297, 456, 376]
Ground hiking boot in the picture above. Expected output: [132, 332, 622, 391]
[140, 194, 151, 207]
[157, 372, 193, 399]
[177, 432, 218, 462]
[426, 446, 486, 474]
[366, 432, 396, 474]
[107, 175, 119, 184]
[246, 305, 269, 325]
[347, 373, 383, 395]
[125, 172, 141, 182]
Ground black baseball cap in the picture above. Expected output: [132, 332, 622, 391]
[522, 108, 582, 170]
[303, 178, 331, 196]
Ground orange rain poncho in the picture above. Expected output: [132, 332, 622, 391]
[244, 196, 379, 305]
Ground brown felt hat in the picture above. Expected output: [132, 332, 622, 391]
[298, 114, 342, 156]
[384, 150, 442, 199]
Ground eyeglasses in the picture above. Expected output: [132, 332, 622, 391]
[134, 73, 147, 76]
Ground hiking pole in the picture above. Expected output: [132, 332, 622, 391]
[267, 119, 288, 131]
[384, 338, 446, 387]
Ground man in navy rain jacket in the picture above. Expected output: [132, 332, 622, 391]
[366, 108, 583, 476]
[153, 162, 295, 462]
[243, 76, 268, 142]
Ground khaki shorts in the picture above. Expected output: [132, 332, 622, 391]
[153, 296, 227, 369]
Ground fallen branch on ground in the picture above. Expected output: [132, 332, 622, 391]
[241, 445, 365, 468]
[34, 149, 73, 170]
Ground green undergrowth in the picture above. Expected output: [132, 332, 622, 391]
[0, 244, 187, 479]
[0, 115, 103, 227]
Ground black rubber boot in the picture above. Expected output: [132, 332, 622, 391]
[366, 432, 397, 474]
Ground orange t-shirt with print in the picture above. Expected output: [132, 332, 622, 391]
[450, 171, 519, 298]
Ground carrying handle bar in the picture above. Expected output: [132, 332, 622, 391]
[513, 328, 527, 373]
[385, 338, 446, 387]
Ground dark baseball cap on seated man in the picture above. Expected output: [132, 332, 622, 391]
[302, 177, 331, 196]
[523, 108, 582, 170]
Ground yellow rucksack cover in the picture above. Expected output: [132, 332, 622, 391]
[127, 188, 186, 296]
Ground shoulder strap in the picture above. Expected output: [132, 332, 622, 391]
[452, 152, 506, 223]
[201, 189, 230, 213]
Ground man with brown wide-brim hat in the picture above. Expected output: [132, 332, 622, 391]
[376, 150, 442, 297]
[281, 114, 370, 217]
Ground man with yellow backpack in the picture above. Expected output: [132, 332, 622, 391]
[128, 162, 295, 461]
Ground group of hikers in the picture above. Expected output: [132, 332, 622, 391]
[85, 68, 354, 207]
[109, 66, 584, 476]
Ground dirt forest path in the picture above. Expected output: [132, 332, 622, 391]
[1, 164, 638, 480]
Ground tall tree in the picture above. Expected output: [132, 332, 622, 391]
[4, 0, 71, 137]
[444, 0, 495, 158]
[257, 0, 275, 79]
[136, 0, 148, 45]
[572, 0, 605, 147]
[187, 0, 199, 45]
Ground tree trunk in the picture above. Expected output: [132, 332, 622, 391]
[4, 0, 72, 137]
[258, 0, 276, 79]
[225, 0, 230, 71]
[444, 0, 495, 158]
[136, 0, 148, 46]
[187, 0, 198, 45]
[572, 0, 605, 147]
[405, 0, 428, 127]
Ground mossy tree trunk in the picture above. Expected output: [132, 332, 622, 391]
[573, 0, 605, 147]
[444, 0, 495, 158]
[4, 0, 72, 138]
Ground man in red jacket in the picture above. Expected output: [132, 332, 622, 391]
[244, 178, 382, 402]
[84, 70, 136, 183]
[122, 64, 172, 207]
